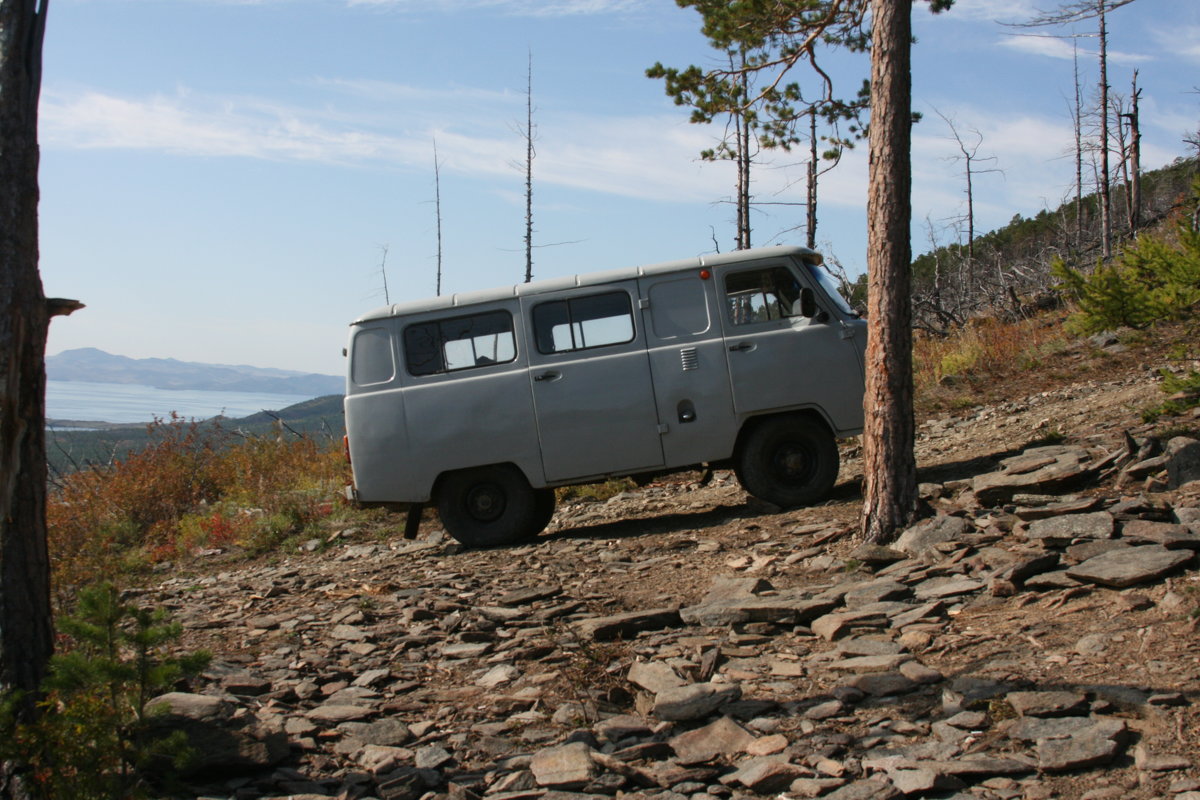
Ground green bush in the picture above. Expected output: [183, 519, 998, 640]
[1, 583, 210, 799]
[1055, 180, 1200, 334]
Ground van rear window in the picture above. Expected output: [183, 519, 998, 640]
[533, 291, 635, 354]
[351, 327, 396, 386]
[403, 310, 517, 376]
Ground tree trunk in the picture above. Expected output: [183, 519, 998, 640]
[859, 0, 917, 544]
[1072, 41, 1083, 251]
[1128, 71, 1141, 233]
[1098, 0, 1112, 258]
[2, 2, 55, 796]
[807, 111, 818, 250]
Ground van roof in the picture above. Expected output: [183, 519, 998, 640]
[351, 244, 823, 324]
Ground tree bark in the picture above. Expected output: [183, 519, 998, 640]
[807, 111, 818, 250]
[1, 0, 53, 719]
[859, 0, 917, 544]
[1098, 0, 1112, 258]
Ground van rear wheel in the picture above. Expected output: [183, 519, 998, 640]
[437, 465, 546, 547]
[735, 416, 838, 508]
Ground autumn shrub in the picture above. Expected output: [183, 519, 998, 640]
[47, 418, 346, 602]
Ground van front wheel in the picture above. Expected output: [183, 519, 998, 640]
[436, 465, 545, 547]
[735, 416, 838, 508]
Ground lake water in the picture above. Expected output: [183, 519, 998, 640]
[46, 380, 326, 425]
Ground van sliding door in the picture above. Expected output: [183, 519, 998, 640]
[524, 282, 665, 483]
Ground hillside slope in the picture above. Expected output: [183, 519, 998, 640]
[139, 322, 1200, 800]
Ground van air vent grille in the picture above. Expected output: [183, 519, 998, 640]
[680, 347, 698, 371]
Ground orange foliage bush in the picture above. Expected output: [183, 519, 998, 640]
[47, 418, 346, 604]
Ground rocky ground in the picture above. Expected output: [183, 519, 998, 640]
[141, 333, 1200, 800]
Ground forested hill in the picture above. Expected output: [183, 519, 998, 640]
[847, 156, 1200, 332]
[47, 347, 343, 397]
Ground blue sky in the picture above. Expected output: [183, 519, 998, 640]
[39, 0, 1199, 376]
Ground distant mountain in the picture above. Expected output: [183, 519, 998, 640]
[47, 348, 344, 396]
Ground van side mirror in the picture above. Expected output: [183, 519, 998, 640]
[798, 287, 830, 323]
[799, 287, 818, 318]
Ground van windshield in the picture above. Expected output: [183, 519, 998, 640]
[806, 263, 859, 318]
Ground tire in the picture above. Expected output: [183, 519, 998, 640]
[436, 465, 544, 547]
[734, 415, 838, 508]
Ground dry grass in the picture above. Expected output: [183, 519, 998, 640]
[914, 315, 1072, 413]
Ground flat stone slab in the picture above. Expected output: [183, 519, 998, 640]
[913, 577, 984, 600]
[894, 516, 970, 558]
[1122, 520, 1200, 549]
[670, 716, 755, 765]
[573, 607, 683, 641]
[1026, 512, 1114, 546]
[845, 671, 917, 697]
[842, 579, 913, 606]
[812, 610, 890, 641]
[530, 741, 597, 789]
[973, 445, 1093, 505]
[306, 704, 376, 723]
[1026, 718, 1128, 772]
[827, 654, 912, 673]
[922, 756, 1036, 777]
[652, 682, 742, 722]
[1007, 690, 1090, 718]
[681, 594, 838, 626]
[627, 660, 687, 694]
[1067, 545, 1193, 588]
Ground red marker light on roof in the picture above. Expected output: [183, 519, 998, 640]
[699, 269, 711, 280]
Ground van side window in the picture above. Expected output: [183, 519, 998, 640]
[351, 327, 396, 386]
[533, 291, 635, 354]
[725, 267, 802, 325]
[403, 310, 516, 376]
[649, 277, 710, 339]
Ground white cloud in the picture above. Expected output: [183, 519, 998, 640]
[998, 31, 1149, 66]
[343, 0, 646, 14]
[38, 85, 740, 202]
[1152, 23, 1200, 64]
[939, 0, 1039, 24]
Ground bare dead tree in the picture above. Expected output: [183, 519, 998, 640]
[932, 107, 1002, 265]
[433, 138, 444, 296]
[510, 51, 537, 283]
[377, 244, 391, 304]
[1009, 0, 1138, 259]
[1071, 39, 1085, 249]
[1119, 70, 1142, 233]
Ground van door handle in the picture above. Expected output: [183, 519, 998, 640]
[533, 370, 561, 382]
[728, 342, 755, 352]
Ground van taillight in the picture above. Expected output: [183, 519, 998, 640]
[343, 435, 351, 464]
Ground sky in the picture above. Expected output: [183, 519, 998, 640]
[38, 0, 1200, 377]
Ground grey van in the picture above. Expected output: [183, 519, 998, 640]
[344, 245, 866, 547]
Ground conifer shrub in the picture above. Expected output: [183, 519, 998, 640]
[0, 583, 210, 799]
[1055, 179, 1200, 335]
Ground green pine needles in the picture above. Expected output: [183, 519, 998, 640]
[1054, 179, 1200, 335]
[1, 582, 210, 799]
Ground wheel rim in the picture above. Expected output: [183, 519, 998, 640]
[771, 439, 815, 483]
[464, 482, 506, 522]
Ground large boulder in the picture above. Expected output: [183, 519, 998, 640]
[147, 692, 289, 777]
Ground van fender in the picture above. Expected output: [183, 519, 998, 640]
[733, 407, 836, 456]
